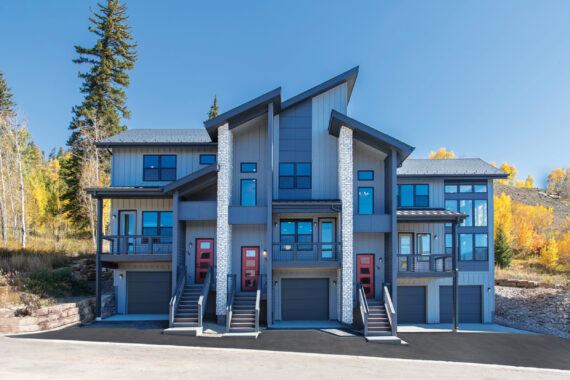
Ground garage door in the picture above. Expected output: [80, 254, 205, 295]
[127, 272, 172, 314]
[439, 286, 482, 323]
[397, 286, 426, 323]
[281, 279, 329, 320]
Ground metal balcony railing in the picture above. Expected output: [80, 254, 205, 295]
[397, 254, 452, 273]
[102, 235, 172, 255]
[272, 242, 342, 263]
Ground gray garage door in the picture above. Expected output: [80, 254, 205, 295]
[439, 286, 482, 323]
[397, 286, 426, 324]
[127, 272, 172, 314]
[281, 279, 329, 320]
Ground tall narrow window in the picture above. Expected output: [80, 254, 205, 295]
[417, 233, 431, 255]
[460, 234, 473, 261]
[475, 234, 488, 260]
[399, 185, 413, 207]
[143, 155, 176, 181]
[240, 179, 256, 206]
[358, 187, 374, 214]
[474, 200, 487, 226]
[459, 200, 473, 226]
[445, 234, 453, 255]
[415, 185, 429, 207]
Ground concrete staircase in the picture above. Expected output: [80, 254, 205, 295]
[366, 300, 392, 336]
[171, 285, 202, 328]
[228, 293, 257, 333]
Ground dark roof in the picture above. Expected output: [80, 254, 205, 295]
[397, 208, 467, 222]
[85, 187, 167, 199]
[328, 110, 414, 166]
[281, 66, 359, 111]
[203, 88, 281, 141]
[397, 159, 508, 179]
[163, 164, 217, 194]
[95, 129, 214, 147]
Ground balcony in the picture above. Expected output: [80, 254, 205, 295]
[101, 235, 172, 262]
[272, 242, 342, 268]
[397, 254, 452, 277]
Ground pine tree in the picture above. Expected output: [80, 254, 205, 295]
[208, 95, 219, 119]
[62, 0, 137, 234]
[495, 225, 513, 268]
[0, 72, 15, 116]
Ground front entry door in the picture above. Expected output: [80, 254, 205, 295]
[357, 254, 375, 299]
[195, 239, 214, 283]
[118, 211, 136, 253]
[241, 247, 259, 291]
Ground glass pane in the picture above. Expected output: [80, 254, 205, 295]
[358, 187, 373, 215]
[360, 256, 371, 265]
[415, 195, 429, 207]
[296, 163, 311, 176]
[416, 184, 429, 196]
[460, 200, 473, 226]
[417, 234, 431, 254]
[159, 227, 172, 236]
[279, 163, 294, 176]
[200, 241, 211, 249]
[143, 155, 159, 168]
[474, 200, 487, 226]
[280, 235, 295, 244]
[475, 234, 488, 247]
[459, 185, 472, 193]
[399, 235, 412, 254]
[399, 185, 413, 207]
[279, 176, 294, 189]
[241, 179, 256, 206]
[142, 227, 158, 236]
[475, 247, 488, 260]
[445, 200, 457, 212]
[280, 222, 295, 235]
[460, 234, 473, 260]
[246, 250, 257, 257]
[358, 171, 374, 181]
[296, 176, 311, 189]
[240, 163, 257, 173]
[445, 234, 452, 248]
[321, 222, 333, 250]
[160, 212, 173, 227]
[161, 155, 176, 168]
[200, 154, 216, 164]
[297, 221, 312, 235]
[144, 168, 160, 181]
[161, 168, 176, 181]
[474, 184, 487, 193]
[445, 185, 457, 193]
[143, 212, 158, 227]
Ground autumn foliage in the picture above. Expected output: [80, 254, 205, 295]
[428, 148, 455, 159]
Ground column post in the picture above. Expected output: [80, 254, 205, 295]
[452, 219, 459, 332]
[266, 103, 274, 326]
[338, 126, 353, 324]
[172, 190, 180, 292]
[95, 197, 103, 319]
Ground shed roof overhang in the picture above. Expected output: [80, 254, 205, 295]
[203, 88, 281, 141]
[328, 110, 415, 166]
[396, 208, 467, 223]
[86, 187, 168, 199]
[162, 164, 217, 197]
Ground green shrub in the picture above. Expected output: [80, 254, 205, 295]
[495, 226, 514, 268]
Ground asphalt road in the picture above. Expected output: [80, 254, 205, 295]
[11, 322, 570, 371]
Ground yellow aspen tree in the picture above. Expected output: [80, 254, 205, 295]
[540, 238, 559, 269]
[557, 231, 570, 266]
[499, 162, 518, 186]
[494, 192, 513, 242]
[547, 168, 565, 194]
[429, 148, 455, 159]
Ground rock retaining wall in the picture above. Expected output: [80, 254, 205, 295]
[495, 279, 569, 291]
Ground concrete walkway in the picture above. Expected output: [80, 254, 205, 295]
[398, 323, 538, 334]
[1, 336, 568, 379]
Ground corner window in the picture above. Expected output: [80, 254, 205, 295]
[240, 179, 256, 206]
[200, 154, 216, 165]
[143, 155, 176, 181]
[240, 162, 257, 173]
[358, 187, 374, 215]
[358, 170, 374, 181]
[398, 184, 429, 207]
[279, 163, 311, 189]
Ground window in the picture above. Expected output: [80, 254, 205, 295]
[280, 221, 313, 251]
[200, 154, 216, 165]
[417, 233, 431, 261]
[279, 163, 311, 189]
[460, 234, 473, 260]
[142, 211, 173, 242]
[459, 233, 488, 261]
[474, 184, 487, 192]
[459, 185, 473, 193]
[445, 234, 453, 255]
[444, 200, 457, 227]
[358, 170, 374, 181]
[445, 185, 458, 193]
[459, 200, 473, 226]
[240, 162, 257, 173]
[358, 187, 374, 214]
[475, 234, 488, 260]
[398, 184, 429, 207]
[240, 179, 256, 206]
[143, 155, 176, 181]
[474, 200, 488, 226]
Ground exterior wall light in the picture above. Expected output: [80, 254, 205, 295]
[262, 249, 268, 259]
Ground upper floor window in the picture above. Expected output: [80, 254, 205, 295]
[446, 183, 487, 193]
[280, 220, 313, 251]
[200, 154, 216, 165]
[459, 233, 488, 261]
[240, 179, 257, 206]
[358, 187, 374, 214]
[143, 155, 176, 181]
[240, 162, 257, 173]
[358, 170, 374, 181]
[142, 211, 173, 242]
[279, 163, 311, 189]
[397, 184, 429, 207]
[445, 199, 488, 227]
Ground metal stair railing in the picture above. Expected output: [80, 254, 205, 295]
[225, 274, 236, 333]
[198, 266, 213, 328]
[357, 282, 369, 337]
[383, 285, 397, 336]
[254, 274, 265, 332]
[169, 266, 186, 328]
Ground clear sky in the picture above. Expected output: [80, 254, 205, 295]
[1, 0, 569, 187]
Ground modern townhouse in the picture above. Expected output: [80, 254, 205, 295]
[87, 67, 507, 339]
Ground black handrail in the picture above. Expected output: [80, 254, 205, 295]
[397, 254, 452, 273]
[198, 266, 213, 328]
[272, 242, 342, 262]
[102, 235, 172, 255]
[169, 266, 186, 327]
[226, 274, 236, 333]
[357, 282, 369, 336]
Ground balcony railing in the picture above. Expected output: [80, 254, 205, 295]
[397, 254, 452, 273]
[102, 235, 172, 255]
[272, 242, 342, 264]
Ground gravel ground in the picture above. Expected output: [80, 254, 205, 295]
[495, 286, 570, 339]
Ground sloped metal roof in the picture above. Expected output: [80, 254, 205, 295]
[397, 159, 508, 178]
[95, 129, 213, 147]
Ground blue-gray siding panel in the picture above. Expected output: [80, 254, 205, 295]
[439, 285, 482, 323]
[397, 286, 426, 323]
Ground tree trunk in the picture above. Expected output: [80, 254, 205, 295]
[14, 132, 26, 249]
[0, 147, 7, 247]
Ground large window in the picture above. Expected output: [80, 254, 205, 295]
[143, 155, 176, 181]
[358, 187, 374, 214]
[445, 233, 488, 261]
[279, 163, 311, 189]
[142, 211, 173, 242]
[280, 221, 313, 251]
[459, 200, 473, 226]
[398, 184, 429, 207]
[474, 200, 488, 226]
[240, 179, 256, 206]
[200, 154, 216, 165]
[460, 234, 473, 260]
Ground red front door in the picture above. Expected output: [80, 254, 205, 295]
[357, 254, 375, 299]
[195, 239, 214, 283]
[241, 247, 259, 291]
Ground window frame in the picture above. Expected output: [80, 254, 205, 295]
[141, 211, 173, 243]
[199, 154, 216, 165]
[279, 219, 313, 251]
[279, 162, 312, 189]
[143, 155, 177, 182]
[240, 178, 257, 207]
[357, 170, 374, 181]
[358, 186, 374, 215]
[240, 162, 257, 173]
[397, 184, 430, 208]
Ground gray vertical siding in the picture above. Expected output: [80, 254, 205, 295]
[272, 114, 280, 200]
[311, 83, 347, 200]
[110, 198, 173, 235]
[185, 221, 216, 285]
[396, 223, 446, 254]
[353, 140, 387, 214]
[353, 233, 386, 300]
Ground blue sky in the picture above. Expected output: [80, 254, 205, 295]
[1, 1, 569, 187]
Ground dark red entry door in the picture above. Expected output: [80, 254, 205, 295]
[241, 247, 259, 291]
[357, 254, 375, 299]
[195, 239, 214, 283]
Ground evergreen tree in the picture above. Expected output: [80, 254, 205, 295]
[62, 0, 137, 232]
[495, 225, 513, 268]
[208, 95, 219, 119]
[0, 71, 15, 116]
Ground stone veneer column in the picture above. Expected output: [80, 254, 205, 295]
[216, 123, 233, 319]
[338, 126, 353, 324]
